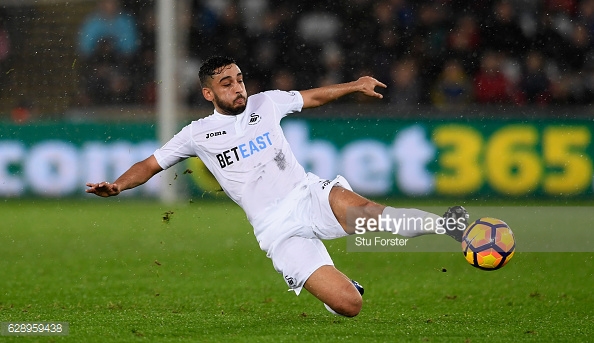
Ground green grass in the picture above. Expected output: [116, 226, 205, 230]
[0, 199, 592, 342]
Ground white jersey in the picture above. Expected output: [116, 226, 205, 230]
[154, 90, 308, 222]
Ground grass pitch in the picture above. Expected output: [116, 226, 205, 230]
[0, 199, 592, 342]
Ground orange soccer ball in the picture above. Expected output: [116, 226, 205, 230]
[461, 217, 516, 270]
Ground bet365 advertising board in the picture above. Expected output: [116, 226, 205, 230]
[1, 118, 593, 199]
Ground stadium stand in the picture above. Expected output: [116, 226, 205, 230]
[2, 0, 594, 120]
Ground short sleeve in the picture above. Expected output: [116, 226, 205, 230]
[153, 124, 196, 170]
[264, 90, 304, 120]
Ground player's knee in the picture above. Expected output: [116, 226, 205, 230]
[331, 293, 362, 317]
[343, 294, 363, 317]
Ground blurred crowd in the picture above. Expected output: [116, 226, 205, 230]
[77, 0, 594, 108]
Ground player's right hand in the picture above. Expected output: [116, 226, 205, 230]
[85, 181, 121, 197]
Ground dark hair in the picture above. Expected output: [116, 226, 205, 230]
[199, 56, 237, 87]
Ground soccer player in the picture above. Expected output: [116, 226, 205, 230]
[86, 56, 469, 317]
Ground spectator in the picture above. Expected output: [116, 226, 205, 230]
[530, 13, 589, 104]
[446, 14, 481, 74]
[249, 5, 301, 89]
[134, 8, 157, 105]
[412, 2, 451, 103]
[78, 0, 138, 59]
[188, 0, 219, 60]
[562, 23, 591, 72]
[0, 10, 12, 101]
[341, 0, 376, 81]
[211, 4, 251, 65]
[474, 51, 518, 104]
[581, 64, 594, 103]
[431, 59, 473, 108]
[482, 0, 527, 57]
[318, 43, 346, 87]
[11, 99, 34, 124]
[535, 12, 566, 58]
[0, 15, 10, 70]
[34, 0, 594, 110]
[448, 15, 481, 52]
[447, 0, 497, 21]
[545, 0, 578, 16]
[520, 51, 551, 105]
[388, 57, 421, 106]
[579, 0, 594, 42]
[549, 74, 576, 104]
[414, 2, 449, 60]
[389, 0, 415, 32]
[294, 10, 342, 87]
[77, 0, 139, 105]
[372, 18, 405, 81]
[271, 68, 297, 91]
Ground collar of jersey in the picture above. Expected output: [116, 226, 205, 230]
[213, 108, 244, 119]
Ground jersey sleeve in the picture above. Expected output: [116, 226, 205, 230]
[264, 90, 304, 120]
[153, 124, 196, 170]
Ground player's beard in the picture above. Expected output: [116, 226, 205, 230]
[214, 93, 247, 116]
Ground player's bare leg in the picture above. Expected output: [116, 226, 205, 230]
[328, 185, 443, 236]
[300, 186, 377, 317]
[328, 185, 468, 239]
[309, 186, 469, 316]
[328, 186, 385, 234]
[304, 265, 362, 317]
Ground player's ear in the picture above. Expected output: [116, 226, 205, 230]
[202, 87, 214, 102]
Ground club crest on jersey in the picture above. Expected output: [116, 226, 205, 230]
[248, 113, 261, 125]
[205, 130, 227, 139]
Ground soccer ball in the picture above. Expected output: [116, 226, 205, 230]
[461, 217, 515, 270]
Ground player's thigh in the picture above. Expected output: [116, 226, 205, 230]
[328, 186, 385, 234]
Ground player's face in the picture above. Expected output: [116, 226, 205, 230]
[203, 64, 248, 116]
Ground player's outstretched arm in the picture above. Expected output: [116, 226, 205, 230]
[300, 76, 387, 109]
[86, 155, 163, 197]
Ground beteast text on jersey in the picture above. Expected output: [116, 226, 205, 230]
[216, 132, 273, 168]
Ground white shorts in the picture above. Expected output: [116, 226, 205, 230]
[251, 173, 352, 295]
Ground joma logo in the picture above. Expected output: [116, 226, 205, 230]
[205, 130, 227, 139]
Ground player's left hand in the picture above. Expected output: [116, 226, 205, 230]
[355, 76, 387, 99]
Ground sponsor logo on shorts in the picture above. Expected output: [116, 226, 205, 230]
[284, 275, 296, 287]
